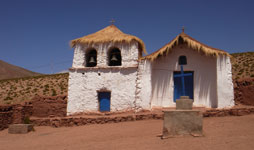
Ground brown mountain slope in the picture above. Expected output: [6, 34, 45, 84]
[231, 52, 254, 80]
[0, 60, 41, 80]
[0, 73, 68, 104]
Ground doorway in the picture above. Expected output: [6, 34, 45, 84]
[173, 71, 194, 102]
[98, 92, 111, 112]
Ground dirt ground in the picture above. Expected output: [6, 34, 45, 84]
[1, 115, 254, 150]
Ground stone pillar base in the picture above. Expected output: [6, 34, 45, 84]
[162, 110, 203, 138]
[8, 124, 34, 134]
[176, 96, 193, 110]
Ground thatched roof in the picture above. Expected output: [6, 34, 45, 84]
[70, 25, 147, 54]
[144, 32, 229, 61]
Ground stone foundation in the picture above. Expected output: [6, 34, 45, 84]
[29, 107, 254, 128]
[30, 113, 163, 128]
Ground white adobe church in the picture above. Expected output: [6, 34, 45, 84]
[67, 25, 234, 115]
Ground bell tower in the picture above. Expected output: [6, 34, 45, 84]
[67, 25, 146, 115]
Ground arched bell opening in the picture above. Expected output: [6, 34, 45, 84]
[108, 47, 122, 66]
[85, 49, 97, 67]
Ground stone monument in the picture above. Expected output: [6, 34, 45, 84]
[162, 96, 203, 139]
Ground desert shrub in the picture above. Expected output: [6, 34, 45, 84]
[51, 89, 57, 96]
[4, 96, 13, 101]
[23, 116, 30, 124]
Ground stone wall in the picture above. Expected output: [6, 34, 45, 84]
[0, 95, 67, 131]
[0, 105, 13, 131]
[31, 113, 163, 128]
[30, 107, 254, 128]
[0, 104, 32, 131]
[234, 77, 254, 106]
[32, 95, 67, 117]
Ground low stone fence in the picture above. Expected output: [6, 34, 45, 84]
[31, 113, 163, 128]
[203, 107, 254, 117]
[30, 107, 254, 128]
[0, 106, 13, 131]
[31, 95, 67, 117]
[0, 104, 32, 131]
[0, 95, 66, 131]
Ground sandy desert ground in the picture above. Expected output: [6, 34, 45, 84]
[1, 115, 254, 150]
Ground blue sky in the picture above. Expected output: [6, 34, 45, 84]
[0, 0, 253, 74]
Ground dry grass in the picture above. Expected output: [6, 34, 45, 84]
[70, 25, 147, 57]
[231, 52, 254, 80]
[144, 33, 229, 61]
[0, 73, 68, 105]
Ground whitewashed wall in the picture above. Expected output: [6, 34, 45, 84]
[71, 41, 139, 68]
[216, 55, 234, 108]
[135, 59, 152, 110]
[150, 45, 218, 108]
[67, 42, 140, 115]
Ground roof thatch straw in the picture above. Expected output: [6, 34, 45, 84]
[70, 25, 147, 55]
[144, 32, 229, 61]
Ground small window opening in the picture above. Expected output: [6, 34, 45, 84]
[86, 49, 97, 67]
[108, 48, 121, 66]
[178, 55, 187, 65]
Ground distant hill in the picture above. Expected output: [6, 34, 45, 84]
[0, 73, 68, 104]
[0, 60, 41, 80]
[231, 52, 254, 80]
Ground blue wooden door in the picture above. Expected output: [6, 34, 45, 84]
[98, 92, 111, 112]
[173, 72, 194, 102]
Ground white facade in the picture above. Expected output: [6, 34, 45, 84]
[67, 42, 140, 115]
[67, 30, 234, 115]
[216, 55, 235, 108]
[145, 45, 234, 108]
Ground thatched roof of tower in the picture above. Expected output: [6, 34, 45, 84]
[144, 32, 229, 61]
[70, 25, 147, 54]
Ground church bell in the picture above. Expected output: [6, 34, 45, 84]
[111, 54, 118, 61]
[89, 56, 96, 63]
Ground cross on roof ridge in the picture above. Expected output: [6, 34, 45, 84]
[182, 26, 185, 33]
[110, 19, 115, 25]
